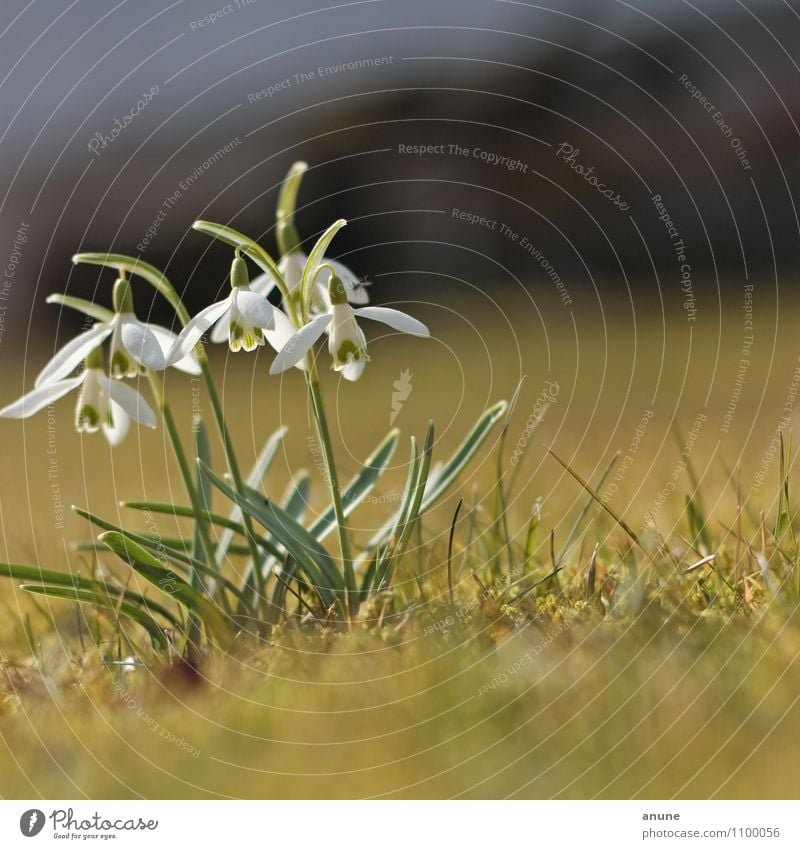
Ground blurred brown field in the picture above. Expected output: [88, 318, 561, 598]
[1, 287, 799, 800]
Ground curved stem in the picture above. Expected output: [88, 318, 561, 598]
[198, 357, 267, 613]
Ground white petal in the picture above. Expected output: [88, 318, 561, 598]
[249, 271, 279, 298]
[269, 313, 332, 374]
[340, 358, 366, 382]
[234, 288, 275, 329]
[167, 299, 230, 364]
[210, 313, 231, 344]
[279, 252, 306, 292]
[352, 307, 429, 337]
[102, 400, 130, 446]
[0, 375, 85, 419]
[314, 258, 369, 305]
[149, 325, 202, 375]
[34, 323, 113, 387]
[120, 319, 166, 371]
[265, 308, 307, 371]
[101, 378, 157, 428]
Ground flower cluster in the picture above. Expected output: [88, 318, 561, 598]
[0, 162, 429, 445]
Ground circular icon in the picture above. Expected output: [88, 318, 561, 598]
[19, 810, 45, 837]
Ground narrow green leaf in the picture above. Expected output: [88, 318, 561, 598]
[280, 471, 311, 522]
[366, 402, 507, 553]
[0, 561, 179, 626]
[21, 583, 168, 650]
[217, 425, 287, 569]
[74, 506, 254, 601]
[99, 532, 235, 646]
[310, 428, 399, 542]
[200, 461, 345, 611]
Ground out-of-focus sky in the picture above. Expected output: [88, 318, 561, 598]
[1, 1, 798, 336]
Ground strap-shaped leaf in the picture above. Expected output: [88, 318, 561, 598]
[0, 561, 179, 626]
[216, 425, 287, 569]
[122, 502, 246, 535]
[76, 507, 253, 604]
[100, 532, 235, 647]
[200, 461, 345, 611]
[280, 471, 311, 522]
[21, 583, 168, 650]
[366, 401, 507, 553]
[309, 428, 399, 542]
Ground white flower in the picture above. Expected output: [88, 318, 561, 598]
[0, 362, 156, 446]
[269, 276, 428, 382]
[37, 291, 200, 388]
[168, 256, 276, 363]
[254, 250, 370, 308]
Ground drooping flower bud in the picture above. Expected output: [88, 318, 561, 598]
[230, 251, 250, 289]
[109, 276, 138, 378]
[328, 273, 349, 306]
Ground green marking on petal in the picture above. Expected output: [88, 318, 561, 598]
[229, 322, 264, 353]
[76, 403, 100, 432]
[110, 349, 135, 378]
[334, 338, 365, 367]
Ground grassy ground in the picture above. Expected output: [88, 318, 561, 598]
[1, 286, 799, 798]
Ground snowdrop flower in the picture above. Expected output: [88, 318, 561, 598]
[36, 278, 200, 389]
[0, 346, 156, 446]
[209, 254, 367, 359]
[270, 274, 428, 381]
[249, 250, 369, 311]
[168, 252, 276, 364]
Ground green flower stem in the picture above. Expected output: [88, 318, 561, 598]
[197, 357, 268, 611]
[304, 358, 355, 614]
[145, 371, 231, 617]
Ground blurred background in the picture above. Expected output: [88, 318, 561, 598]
[1, 0, 800, 565]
